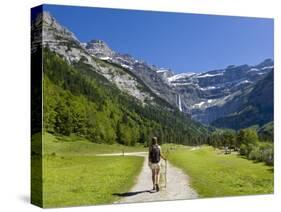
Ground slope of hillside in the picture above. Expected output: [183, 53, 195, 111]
[42, 46, 209, 146]
[170, 61, 273, 122]
[211, 71, 273, 130]
[85, 39, 178, 107]
[258, 121, 274, 141]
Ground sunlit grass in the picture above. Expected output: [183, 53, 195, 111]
[42, 155, 144, 208]
[168, 146, 273, 197]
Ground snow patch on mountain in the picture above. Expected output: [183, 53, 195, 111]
[196, 72, 224, 78]
[199, 86, 219, 91]
[261, 66, 274, 70]
[193, 101, 205, 108]
[167, 73, 195, 82]
[157, 68, 170, 73]
[248, 68, 260, 72]
[236, 80, 252, 86]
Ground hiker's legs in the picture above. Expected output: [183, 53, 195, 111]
[154, 168, 160, 191]
[152, 169, 156, 188]
[156, 168, 160, 185]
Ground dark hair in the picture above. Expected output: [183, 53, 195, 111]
[151, 137, 158, 145]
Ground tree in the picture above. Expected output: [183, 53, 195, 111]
[237, 128, 259, 157]
[54, 97, 73, 136]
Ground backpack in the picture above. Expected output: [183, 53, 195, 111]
[150, 145, 160, 163]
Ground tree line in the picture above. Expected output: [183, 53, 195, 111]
[206, 128, 273, 165]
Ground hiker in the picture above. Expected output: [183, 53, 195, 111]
[148, 137, 166, 192]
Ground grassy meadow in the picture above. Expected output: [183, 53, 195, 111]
[32, 133, 145, 208]
[165, 145, 273, 197]
[31, 133, 274, 207]
[43, 133, 146, 156]
[43, 155, 144, 207]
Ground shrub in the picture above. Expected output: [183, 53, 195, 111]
[240, 144, 248, 156]
[248, 146, 261, 161]
[259, 143, 274, 165]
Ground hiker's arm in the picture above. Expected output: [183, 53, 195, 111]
[160, 151, 167, 160]
[148, 148, 151, 164]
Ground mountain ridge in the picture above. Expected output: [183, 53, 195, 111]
[34, 11, 273, 130]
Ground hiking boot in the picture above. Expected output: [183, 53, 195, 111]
[156, 184, 160, 192]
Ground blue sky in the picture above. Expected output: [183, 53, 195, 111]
[43, 4, 273, 73]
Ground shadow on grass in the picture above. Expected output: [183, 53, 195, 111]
[237, 154, 274, 170]
[267, 167, 274, 173]
[113, 190, 151, 197]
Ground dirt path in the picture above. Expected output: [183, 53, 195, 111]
[96, 152, 198, 203]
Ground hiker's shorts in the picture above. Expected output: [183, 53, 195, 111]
[149, 162, 161, 170]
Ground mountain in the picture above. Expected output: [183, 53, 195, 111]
[35, 12, 164, 106]
[82, 31, 273, 130]
[258, 121, 273, 141]
[166, 60, 273, 123]
[211, 70, 273, 130]
[85, 40, 178, 107]
[32, 11, 209, 146]
[33, 11, 273, 132]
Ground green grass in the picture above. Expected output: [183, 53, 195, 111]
[31, 133, 146, 207]
[42, 155, 144, 208]
[167, 145, 273, 197]
[31, 155, 43, 206]
[42, 132, 146, 156]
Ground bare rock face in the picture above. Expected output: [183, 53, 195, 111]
[41, 11, 91, 64]
[86, 40, 115, 59]
[85, 40, 179, 108]
[32, 11, 156, 105]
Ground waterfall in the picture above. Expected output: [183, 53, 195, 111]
[178, 94, 182, 112]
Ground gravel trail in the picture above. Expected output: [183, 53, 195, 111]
[96, 152, 198, 203]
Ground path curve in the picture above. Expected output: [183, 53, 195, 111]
[96, 152, 198, 203]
